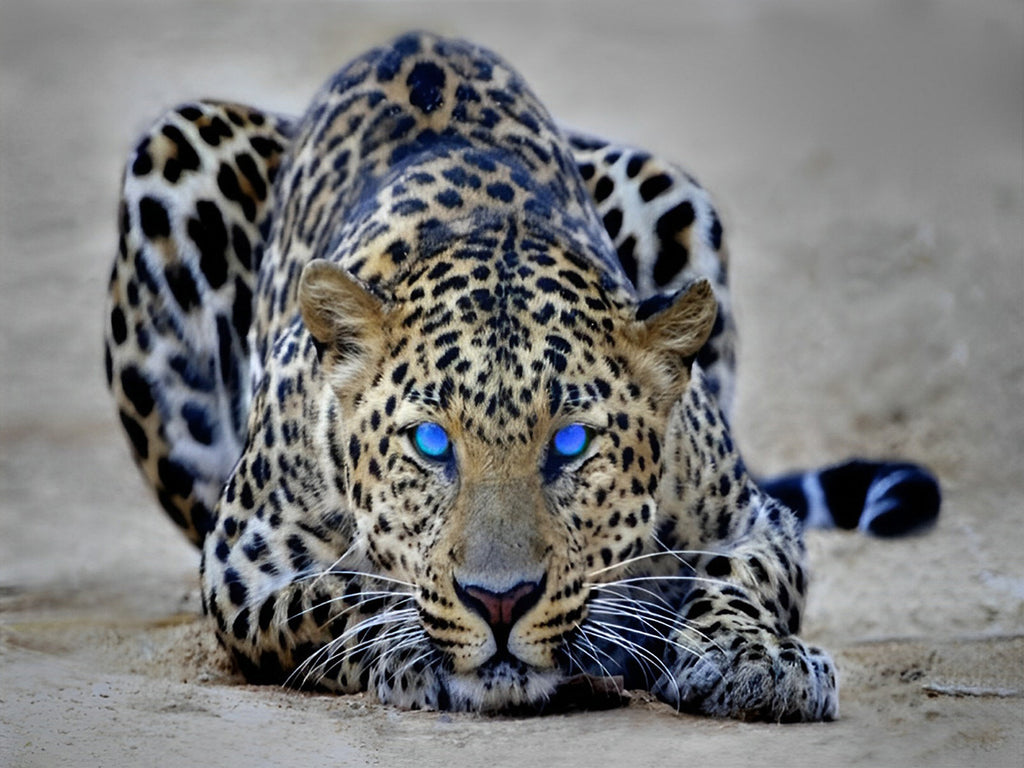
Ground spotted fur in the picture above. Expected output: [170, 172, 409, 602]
[105, 33, 939, 720]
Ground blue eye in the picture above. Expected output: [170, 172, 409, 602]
[552, 423, 592, 459]
[412, 422, 451, 461]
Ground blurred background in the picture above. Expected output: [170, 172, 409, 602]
[1, 1, 1021, 765]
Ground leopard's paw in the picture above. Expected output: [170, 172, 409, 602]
[656, 634, 838, 722]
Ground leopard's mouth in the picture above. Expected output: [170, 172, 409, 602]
[442, 653, 629, 714]
[439, 656, 563, 712]
[474, 650, 531, 676]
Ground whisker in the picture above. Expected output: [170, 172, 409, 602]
[652, 535, 730, 571]
[318, 608, 420, 654]
[325, 569, 417, 590]
[586, 550, 692, 578]
[588, 595, 724, 655]
[382, 644, 436, 686]
[585, 610, 720, 712]
[574, 620, 651, 687]
[592, 580, 678, 612]
[288, 590, 414, 623]
[577, 621, 677, 691]
[287, 607, 420, 689]
[586, 616, 703, 664]
[307, 542, 362, 589]
[588, 598, 681, 634]
[297, 621, 419, 691]
[586, 543, 730, 579]
[333, 628, 429, 689]
[585, 574, 730, 591]
[294, 568, 417, 591]
[589, 593, 681, 621]
[568, 622, 617, 680]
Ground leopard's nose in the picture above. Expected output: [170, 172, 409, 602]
[454, 576, 546, 640]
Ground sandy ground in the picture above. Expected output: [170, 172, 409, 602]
[1, 1, 1022, 765]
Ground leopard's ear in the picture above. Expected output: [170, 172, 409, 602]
[633, 278, 718, 397]
[299, 260, 386, 367]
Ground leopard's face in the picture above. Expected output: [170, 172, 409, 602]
[299, 233, 716, 708]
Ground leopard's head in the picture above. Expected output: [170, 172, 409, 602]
[299, 227, 716, 709]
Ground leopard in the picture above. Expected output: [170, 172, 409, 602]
[104, 32, 940, 721]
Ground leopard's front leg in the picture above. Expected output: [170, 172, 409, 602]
[653, 498, 838, 721]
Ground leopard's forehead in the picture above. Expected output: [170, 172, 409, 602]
[377, 222, 638, 442]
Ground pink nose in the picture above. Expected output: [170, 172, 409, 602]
[455, 578, 545, 637]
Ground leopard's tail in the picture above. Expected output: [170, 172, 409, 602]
[103, 101, 295, 547]
[760, 459, 940, 536]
